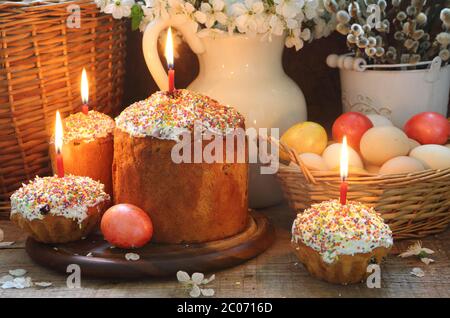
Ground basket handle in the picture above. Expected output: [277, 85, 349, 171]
[267, 136, 317, 184]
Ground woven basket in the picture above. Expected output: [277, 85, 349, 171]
[274, 139, 450, 239]
[0, 0, 127, 218]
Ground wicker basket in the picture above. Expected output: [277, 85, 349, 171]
[0, 0, 126, 218]
[274, 139, 450, 239]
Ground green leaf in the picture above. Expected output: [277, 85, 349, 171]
[130, 4, 144, 31]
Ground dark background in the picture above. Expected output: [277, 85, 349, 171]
[122, 26, 449, 133]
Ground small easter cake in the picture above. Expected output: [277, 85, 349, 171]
[50, 110, 115, 198]
[10, 175, 110, 243]
[291, 200, 393, 285]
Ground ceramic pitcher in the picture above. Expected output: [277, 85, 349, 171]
[143, 16, 307, 208]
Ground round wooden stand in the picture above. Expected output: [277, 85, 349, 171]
[25, 212, 274, 278]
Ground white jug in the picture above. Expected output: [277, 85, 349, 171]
[143, 16, 307, 208]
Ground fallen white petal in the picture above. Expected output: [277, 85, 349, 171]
[0, 275, 14, 284]
[35, 282, 52, 288]
[1, 281, 16, 289]
[410, 267, 425, 277]
[86, 252, 93, 257]
[0, 242, 14, 248]
[177, 271, 191, 283]
[125, 253, 140, 261]
[421, 248, 434, 255]
[11, 277, 33, 289]
[201, 288, 215, 297]
[9, 269, 27, 277]
[191, 272, 205, 285]
[189, 284, 201, 298]
[421, 258, 434, 265]
[202, 274, 215, 285]
[399, 251, 416, 258]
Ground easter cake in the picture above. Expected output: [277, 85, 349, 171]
[291, 200, 393, 284]
[10, 175, 110, 243]
[50, 111, 115, 198]
[113, 89, 248, 244]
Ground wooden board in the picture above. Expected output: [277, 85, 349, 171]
[25, 212, 274, 279]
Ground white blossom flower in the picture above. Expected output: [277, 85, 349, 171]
[261, 14, 285, 41]
[144, 0, 169, 20]
[104, 0, 135, 19]
[232, 0, 266, 35]
[285, 27, 303, 51]
[95, 0, 109, 12]
[399, 241, 434, 258]
[304, 0, 319, 20]
[168, 0, 202, 32]
[410, 267, 425, 278]
[275, 0, 305, 20]
[177, 271, 215, 297]
[200, 0, 228, 28]
[98, 0, 334, 50]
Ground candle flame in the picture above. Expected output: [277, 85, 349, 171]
[340, 136, 349, 181]
[165, 27, 174, 69]
[55, 110, 64, 154]
[81, 68, 89, 104]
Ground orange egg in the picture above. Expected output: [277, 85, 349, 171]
[101, 204, 153, 249]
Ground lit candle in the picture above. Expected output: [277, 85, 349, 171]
[81, 68, 89, 115]
[340, 136, 349, 205]
[54, 110, 65, 178]
[165, 27, 175, 93]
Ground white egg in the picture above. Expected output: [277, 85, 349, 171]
[322, 143, 363, 170]
[360, 127, 410, 166]
[298, 153, 329, 171]
[410, 145, 450, 170]
[366, 114, 394, 127]
[379, 156, 425, 175]
[408, 138, 421, 152]
[366, 164, 381, 174]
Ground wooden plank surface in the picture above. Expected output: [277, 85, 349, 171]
[1, 203, 450, 298]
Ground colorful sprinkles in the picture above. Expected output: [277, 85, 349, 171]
[10, 175, 110, 224]
[292, 200, 393, 264]
[115, 89, 245, 140]
[63, 110, 115, 143]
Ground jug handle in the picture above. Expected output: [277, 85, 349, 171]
[142, 16, 206, 91]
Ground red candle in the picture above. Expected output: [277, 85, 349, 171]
[54, 110, 65, 178]
[340, 181, 348, 205]
[168, 68, 175, 93]
[81, 68, 89, 114]
[82, 104, 89, 115]
[340, 136, 349, 205]
[165, 27, 175, 93]
[56, 151, 65, 178]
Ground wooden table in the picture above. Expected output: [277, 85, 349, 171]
[1, 203, 450, 298]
